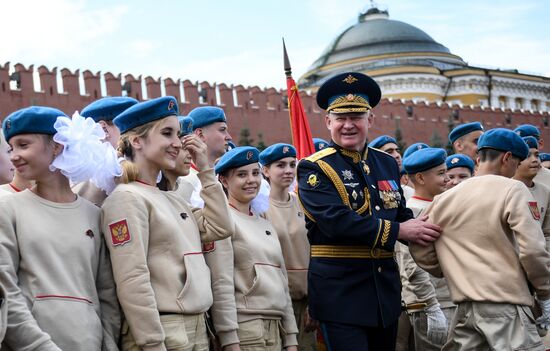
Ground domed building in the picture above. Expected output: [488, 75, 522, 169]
[299, 6, 550, 112]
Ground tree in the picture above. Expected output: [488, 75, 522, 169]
[430, 130, 444, 148]
[256, 133, 267, 151]
[394, 126, 407, 155]
[445, 117, 455, 154]
[238, 128, 254, 146]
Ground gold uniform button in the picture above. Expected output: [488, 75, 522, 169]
[375, 205, 381, 211]
[378, 267, 382, 273]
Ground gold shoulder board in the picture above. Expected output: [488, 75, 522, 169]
[305, 147, 336, 163]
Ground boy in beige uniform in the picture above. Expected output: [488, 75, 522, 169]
[401, 148, 451, 350]
[410, 128, 550, 350]
[515, 124, 550, 187]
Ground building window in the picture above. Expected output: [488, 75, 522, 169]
[531, 99, 539, 111]
[515, 98, 523, 110]
[498, 96, 507, 109]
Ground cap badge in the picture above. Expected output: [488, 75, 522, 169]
[451, 157, 459, 164]
[246, 151, 253, 160]
[319, 143, 325, 149]
[346, 94, 355, 101]
[168, 100, 175, 110]
[5, 119, 10, 130]
[283, 146, 289, 154]
[342, 75, 358, 84]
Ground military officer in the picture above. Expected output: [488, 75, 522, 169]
[369, 135, 402, 169]
[448, 122, 484, 162]
[296, 71, 441, 350]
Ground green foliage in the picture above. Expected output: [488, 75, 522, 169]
[238, 128, 254, 146]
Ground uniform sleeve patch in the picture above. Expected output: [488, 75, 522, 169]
[202, 242, 215, 253]
[306, 172, 320, 188]
[109, 219, 131, 246]
[529, 201, 541, 220]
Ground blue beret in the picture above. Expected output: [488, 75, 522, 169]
[215, 146, 259, 174]
[403, 143, 430, 159]
[227, 141, 237, 151]
[449, 122, 484, 143]
[369, 135, 397, 149]
[540, 153, 550, 162]
[316, 72, 381, 113]
[403, 148, 447, 174]
[522, 136, 539, 149]
[313, 138, 329, 152]
[259, 143, 296, 165]
[3, 106, 67, 142]
[188, 106, 227, 129]
[478, 128, 529, 160]
[113, 96, 178, 134]
[515, 124, 541, 139]
[446, 154, 475, 174]
[81, 96, 138, 122]
[178, 116, 193, 136]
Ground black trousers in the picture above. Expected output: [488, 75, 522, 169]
[320, 320, 398, 351]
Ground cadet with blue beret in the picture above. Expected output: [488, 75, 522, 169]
[515, 124, 550, 187]
[541, 153, 550, 169]
[401, 148, 451, 350]
[296, 71, 441, 350]
[448, 122, 484, 162]
[403, 142, 430, 159]
[313, 137, 329, 152]
[180, 106, 233, 202]
[102, 96, 234, 351]
[445, 154, 474, 189]
[0, 106, 120, 350]
[410, 128, 550, 349]
[204, 146, 299, 350]
[369, 135, 402, 169]
[74, 96, 138, 206]
[260, 143, 317, 350]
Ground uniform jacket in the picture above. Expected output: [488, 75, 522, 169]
[265, 193, 310, 300]
[72, 180, 108, 207]
[204, 208, 298, 348]
[527, 181, 550, 252]
[297, 143, 413, 327]
[410, 175, 550, 306]
[0, 190, 120, 351]
[101, 168, 233, 350]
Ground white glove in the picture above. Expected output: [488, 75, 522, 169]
[536, 298, 550, 330]
[426, 303, 448, 345]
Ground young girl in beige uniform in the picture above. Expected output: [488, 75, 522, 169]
[0, 106, 120, 350]
[205, 146, 298, 351]
[260, 143, 317, 350]
[101, 96, 234, 351]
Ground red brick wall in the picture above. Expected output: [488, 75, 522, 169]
[1, 62, 548, 151]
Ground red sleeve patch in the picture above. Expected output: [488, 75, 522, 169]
[109, 219, 131, 246]
[202, 242, 215, 253]
[529, 201, 541, 220]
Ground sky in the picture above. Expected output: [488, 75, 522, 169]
[3, 0, 549, 92]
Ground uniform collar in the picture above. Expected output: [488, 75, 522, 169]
[331, 141, 369, 163]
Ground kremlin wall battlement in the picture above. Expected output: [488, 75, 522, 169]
[1, 62, 548, 151]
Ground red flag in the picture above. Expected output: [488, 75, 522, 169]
[284, 40, 315, 159]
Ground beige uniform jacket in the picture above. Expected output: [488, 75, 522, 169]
[205, 208, 299, 348]
[101, 168, 233, 351]
[264, 193, 309, 300]
[410, 175, 550, 306]
[0, 190, 120, 351]
[0, 284, 7, 345]
[534, 167, 550, 187]
[397, 197, 438, 308]
[528, 182, 550, 252]
[72, 180, 108, 207]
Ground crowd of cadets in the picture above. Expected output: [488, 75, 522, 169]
[0, 69, 548, 351]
